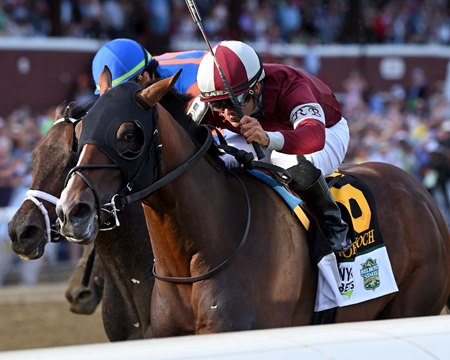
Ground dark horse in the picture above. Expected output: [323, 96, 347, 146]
[8, 104, 104, 315]
[8, 104, 154, 341]
[65, 242, 104, 315]
[56, 69, 450, 337]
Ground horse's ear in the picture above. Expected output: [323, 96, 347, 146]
[99, 66, 112, 96]
[55, 100, 69, 120]
[139, 69, 182, 106]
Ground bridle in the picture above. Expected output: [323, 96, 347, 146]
[67, 100, 254, 284]
[66, 109, 214, 229]
[22, 116, 80, 243]
[22, 112, 119, 245]
[24, 189, 62, 243]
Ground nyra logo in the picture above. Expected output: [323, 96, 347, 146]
[339, 266, 354, 298]
[360, 258, 380, 291]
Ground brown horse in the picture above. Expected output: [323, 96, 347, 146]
[56, 69, 450, 337]
[8, 105, 154, 341]
[8, 103, 104, 315]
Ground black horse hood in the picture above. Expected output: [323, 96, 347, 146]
[79, 81, 158, 193]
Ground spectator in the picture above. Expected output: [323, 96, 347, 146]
[302, 38, 321, 76]
[342, 70, 368, 117]
[406, 67, 428, 112]
[0, 136, 24, 207]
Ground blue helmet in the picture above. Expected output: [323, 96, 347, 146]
[91, 38, 152, 94]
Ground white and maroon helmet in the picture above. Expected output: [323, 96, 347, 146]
[197, 40, 265, 102]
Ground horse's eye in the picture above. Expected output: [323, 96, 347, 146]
[123, 131, 136, 142]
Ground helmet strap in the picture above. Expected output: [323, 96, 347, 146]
[250, 80, 264, 118]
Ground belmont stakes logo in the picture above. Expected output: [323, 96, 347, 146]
[360, 258, 380, 291]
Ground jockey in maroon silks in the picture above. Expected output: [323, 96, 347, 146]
[196, 40, 352, 253]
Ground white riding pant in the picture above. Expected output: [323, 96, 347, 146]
[220, 117, 350, 177]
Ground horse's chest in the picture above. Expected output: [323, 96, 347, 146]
[152, 286, 241, 336]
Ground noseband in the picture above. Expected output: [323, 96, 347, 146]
[65, 162, 122, 230]
[24, 189, 62, 243]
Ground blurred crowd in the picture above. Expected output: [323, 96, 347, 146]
[0, 0, 449, 286]
[2, 1, 450, 47]
[343, 68, 450, 214]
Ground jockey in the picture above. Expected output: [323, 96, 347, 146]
[91, 38, 207, 111]
[196, 40, 352, 253]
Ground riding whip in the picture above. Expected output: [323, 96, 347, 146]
[184, 0, 266, 160]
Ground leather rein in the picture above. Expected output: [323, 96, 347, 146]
[152, 169, 252, 283]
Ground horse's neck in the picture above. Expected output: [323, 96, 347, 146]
[143, 110, 245, 272]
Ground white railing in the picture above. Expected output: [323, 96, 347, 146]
[0, 315, 449, 359]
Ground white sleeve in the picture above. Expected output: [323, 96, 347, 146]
[290, 102, 325, 128]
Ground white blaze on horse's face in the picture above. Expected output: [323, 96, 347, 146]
[56, 145, 100, 244]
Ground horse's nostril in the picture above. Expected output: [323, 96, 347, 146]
[77, 289, 94, 302]
[19, 225, 41, 241]
[69, 203, 92, 222]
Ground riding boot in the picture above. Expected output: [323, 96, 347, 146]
[288, 158, 352, 253]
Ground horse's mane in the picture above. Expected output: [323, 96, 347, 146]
[143, 79, 224, 163]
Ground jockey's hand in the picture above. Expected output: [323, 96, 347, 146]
[239, 115, 269, 148]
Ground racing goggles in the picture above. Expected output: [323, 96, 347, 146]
[209, 90, 253, 112]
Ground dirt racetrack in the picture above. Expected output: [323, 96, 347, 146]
[1, 282, 448, 354]
[0, 283, 108, 351]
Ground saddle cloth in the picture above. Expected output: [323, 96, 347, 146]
[248, 169, 398, 312]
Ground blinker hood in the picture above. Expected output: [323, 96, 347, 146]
[79, 81, 158, 193]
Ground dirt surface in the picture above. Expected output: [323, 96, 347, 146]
[0, 283, 108, 352]
[1, 283, 447, 354]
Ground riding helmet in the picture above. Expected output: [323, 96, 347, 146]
[197, 40, 265, 102]
[91, 38, 152, 95]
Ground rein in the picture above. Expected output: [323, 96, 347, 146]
[213, 128, 292, 185]
[115, 125, 213, 208]
[152, 169, 252, 283]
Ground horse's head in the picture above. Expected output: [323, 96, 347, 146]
[8, 103, 82, 259]
[56, 67, 181, 244]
